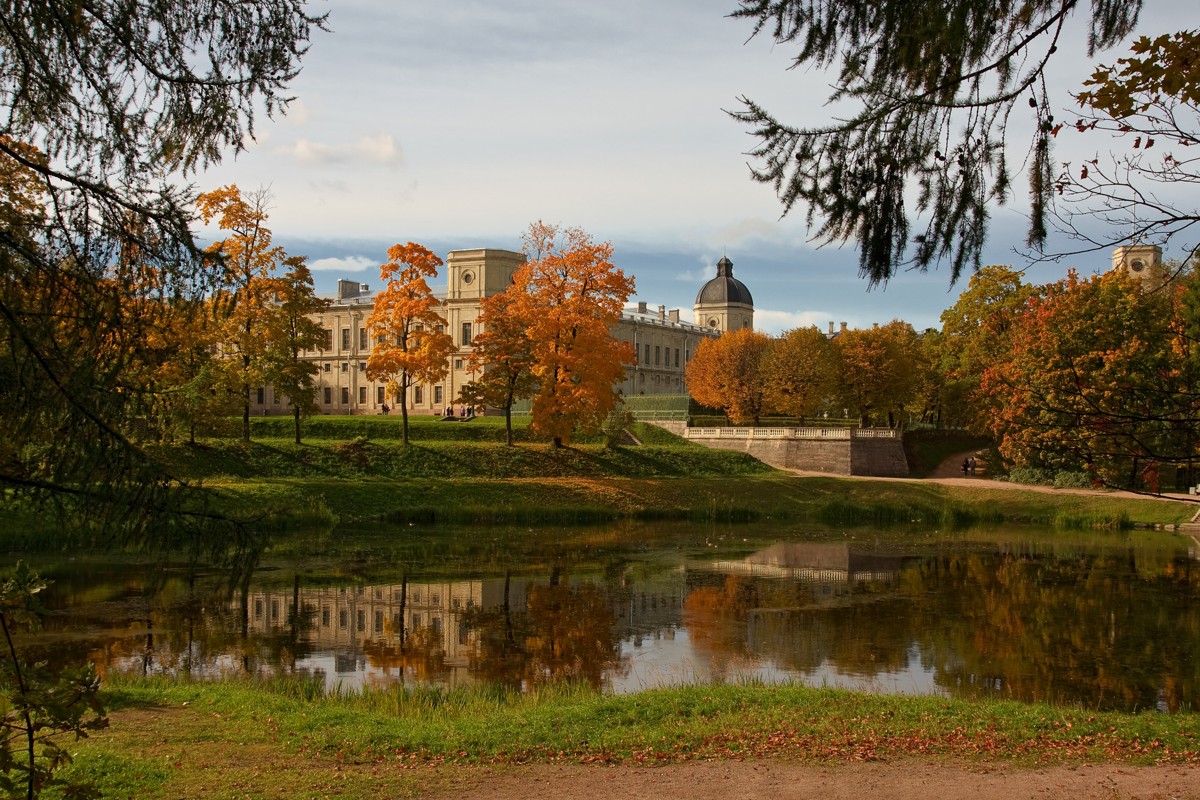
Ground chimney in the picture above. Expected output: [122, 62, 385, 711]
[337, 279, 361, 301]
[658, 304, 666, 320]
[637, 301, 648, 314]
[828, 321, 835, 335]
[840, 321, 848, 333]
[668, 309, 680, 323]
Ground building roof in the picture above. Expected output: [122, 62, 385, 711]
[695, 256, 753, 307]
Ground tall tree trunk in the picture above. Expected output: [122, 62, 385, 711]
[293, 403, 302, 444]
[505, 405, 513, 446]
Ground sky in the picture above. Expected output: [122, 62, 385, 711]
[197, 1, 1195, 334]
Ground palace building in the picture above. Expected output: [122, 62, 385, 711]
[248, 249, 754, 416]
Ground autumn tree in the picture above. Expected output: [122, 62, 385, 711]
[1054, 31, 1200, 266]
[760, 326, 837, 421]
[731, 0, 1142, 283]
[938, 265, 1040, 430]
[366, 243, 455, 445]
[981, 267, 1200, 489]
[512, 222, 635, 448]
[458, 288, 537, 446]
[266, 258, 329, 444]
[196, 185, 294, 443]
[0, 1, 324, 535]
[686, 328, 772, 425]
[834, 322, 918, 428]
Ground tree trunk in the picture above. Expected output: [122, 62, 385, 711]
[504, 405, 513, 446]
[293, 404, 302, 444]
[401, 399, 410, 446]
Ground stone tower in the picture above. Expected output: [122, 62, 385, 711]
[1111, 244, 1168, 290]
[694, 256, 754, 332]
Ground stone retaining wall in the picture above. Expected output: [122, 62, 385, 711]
[648, 422, 908, 477]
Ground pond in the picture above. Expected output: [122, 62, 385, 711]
[8, 521, 1200, 712]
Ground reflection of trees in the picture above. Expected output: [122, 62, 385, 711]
[915, 553, 1200, 710]
[361, 625, 447, 686]
[467, 574, 626, 690]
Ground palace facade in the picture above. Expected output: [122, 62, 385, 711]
[249, 248, 754, 416]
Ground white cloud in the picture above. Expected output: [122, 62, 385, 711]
[309, 255, 376, 272]
[277, 138, 341, 163]
[754, 308, 838, 335]
[673, 269, 708, 282]
[356, 133, 401, 164]
[274, 132, 402, 165]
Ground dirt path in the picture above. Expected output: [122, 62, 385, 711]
[425, 760, 1200, 800]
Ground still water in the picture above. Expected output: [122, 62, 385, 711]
[10, 521, 1200, 711]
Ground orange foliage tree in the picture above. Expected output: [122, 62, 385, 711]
[981, 268, 1200, 488]
[511, 222, 634, 447]
[266, 258, 329, 444]
[761, 326, 838, 421]
[459, 289, 537, 446]
[685, 328, 772, 425]
[834, 321, 918, 427]
[366, 243, 455, 445]
[196, 185, 294, 442]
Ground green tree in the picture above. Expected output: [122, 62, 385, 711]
[731, 0, 1142, 283]
[366, 243, 455, 446]
[760, 326, 837, 421]
[0, 2, 324, 529]
[266, 258, 329, 444]
[459, 288, 537, 446]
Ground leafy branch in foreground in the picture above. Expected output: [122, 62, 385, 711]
[731, 0, 1142, 284]
[0, 563, 106, 799]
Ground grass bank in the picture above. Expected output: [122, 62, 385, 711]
[196, 473, 1190, 529]
[63, 677, 1200, 798]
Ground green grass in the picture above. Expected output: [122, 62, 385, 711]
[53, 676, 1200, 798]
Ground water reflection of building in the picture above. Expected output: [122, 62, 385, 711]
[705, 543, 906, 585]
[243, 578, 530, 685]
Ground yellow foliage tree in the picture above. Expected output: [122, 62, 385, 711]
[511, 222, 635, 447]
[366, 243, 455, 445]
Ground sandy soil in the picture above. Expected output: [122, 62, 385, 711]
[425, 760, 1200, 800]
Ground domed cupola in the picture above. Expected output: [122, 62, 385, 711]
[694, 256, 754, 332]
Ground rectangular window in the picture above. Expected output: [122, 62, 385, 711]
[254, 599, 263, 620]
[414, 385, 423, 405]
[359, 362, 367, 372]
[377, 386, 385, 404]
[356, 610, 365, 632]
[341, 328, 351, 350]
[341, 362, 348, 372]
[433, 385, 443, 405]
[454, 358, 463, 369]
[461, 322, 473, 346]
[323, 362, 331, 372]
[644, 344, 650, 364]
[339, 609, 348, 629]
[321, 607, 330, 627]
[323, 387, 331, 404]
[358, 386, 366, 403]
[358, 328, 368, 350]
[340, 387, 349, 405]
[322, 329, 333, 350]
[255, 387, 265, 404]
[654, 346, 660, 366]
[374, 610, 383, 633]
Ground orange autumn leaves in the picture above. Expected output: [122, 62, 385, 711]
[369, 223, 635, 446]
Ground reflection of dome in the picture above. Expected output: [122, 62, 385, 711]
[695, 256, 753, 306]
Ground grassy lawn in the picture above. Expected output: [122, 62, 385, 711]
[58, 678, 1200, 798]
